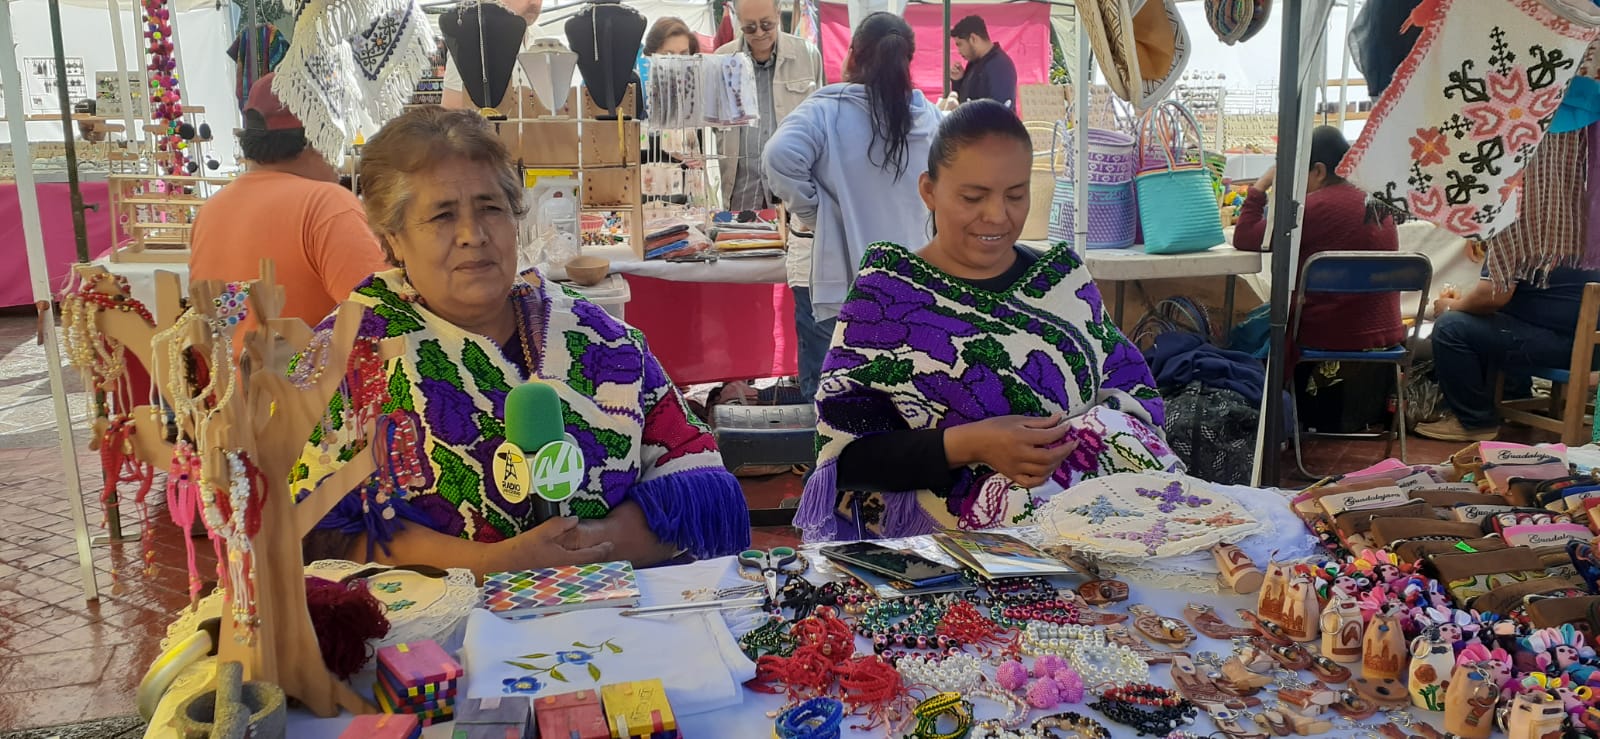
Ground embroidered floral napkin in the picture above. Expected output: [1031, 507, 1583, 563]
[461, 593, 755, 715]
[1040, 472, 1264, 561]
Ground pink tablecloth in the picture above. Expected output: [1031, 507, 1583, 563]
[0, 181, 116, 307]
[623, 275, 798, 386]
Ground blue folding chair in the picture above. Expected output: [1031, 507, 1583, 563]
[1290, 251, 1432, 479]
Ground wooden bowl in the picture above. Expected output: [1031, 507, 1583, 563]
[564, 255, 610, 287]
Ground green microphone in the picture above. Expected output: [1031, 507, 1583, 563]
[496, 381, 584, 523]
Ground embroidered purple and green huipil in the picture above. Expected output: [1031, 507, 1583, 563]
[794, 242, 1181, 542]
[290, 268, 749, 559]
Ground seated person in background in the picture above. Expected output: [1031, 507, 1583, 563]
[1418, 265, 1600, 442]
[1233, 125, 1405, 365]
[792, 101, 1180, 543]
[189, 74, 388, 332]
[292, 107, 749, 573]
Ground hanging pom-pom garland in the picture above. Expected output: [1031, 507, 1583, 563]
[142, 0, 187, 174]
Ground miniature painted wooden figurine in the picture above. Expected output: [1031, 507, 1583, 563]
[1505, 691, 1566, 739]
[1214, 543, 1264, 594]
[1362, 608, 1406, 681]
[1443, 664, 1499, 739]
[1320, 593, 1364, 664]
[1408, 627, 1455, 711]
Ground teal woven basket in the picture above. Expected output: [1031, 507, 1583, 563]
[1135, 101, 1225, 254]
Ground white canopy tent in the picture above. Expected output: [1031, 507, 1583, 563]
[0, 1, 243, 167]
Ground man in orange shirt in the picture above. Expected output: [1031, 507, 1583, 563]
[189, 73, 388, 330]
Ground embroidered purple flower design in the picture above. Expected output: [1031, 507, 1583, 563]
[1060, 425, 1108, 472]
[1075, 282, 1104, 323]
[1019, 351, 1070, 409]
[1136, 481, 1212, 513]
[840, 275, 979, 365]
[913, 365, 1010, 426]
[572, 299, 628, 342]
[420, 378, 478, 445]
[1108, 520, 1175, 556]
[579, 342, 644, 388]
[1103, 341, 1152, 396]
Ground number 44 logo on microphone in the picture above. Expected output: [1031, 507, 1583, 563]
[493, 437, 584, 504]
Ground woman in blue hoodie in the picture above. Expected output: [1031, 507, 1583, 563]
[763, 11, 942, 400]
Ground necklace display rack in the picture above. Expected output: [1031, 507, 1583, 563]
[147, 259, 404, 717]
[62, 263, 185, 542]
[493, 77, 645, 257]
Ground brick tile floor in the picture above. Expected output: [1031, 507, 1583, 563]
[0, 310, 1562, 730]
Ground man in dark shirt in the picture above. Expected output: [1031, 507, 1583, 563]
[948, 16, 1018, 110]
[1419, 266, 1600, 441]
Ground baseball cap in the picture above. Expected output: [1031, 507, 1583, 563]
[243, 73, 303, 131]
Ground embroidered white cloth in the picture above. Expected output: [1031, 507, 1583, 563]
[1039, 471, 1264, 562]
[461, 587, 756, 715]
[272, 0, 435, 164]
[1339, 0, 1600, 239]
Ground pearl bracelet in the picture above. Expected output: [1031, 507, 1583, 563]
[898, 654, 983, 694]
[1068, 641, 1149, 688]
[1020, 623, 1098, 657]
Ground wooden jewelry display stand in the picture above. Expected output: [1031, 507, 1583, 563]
[68, 263, 183, 468]
[494, 84, 644, 256]
[106, 172, 230, 263]
[156, 261, 399, 717]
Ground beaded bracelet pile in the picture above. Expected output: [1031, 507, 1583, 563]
[1067, 635, 1149, 688]
[740, 616, 797, 660]
[774, 697, 844, 739]
[897, 653, 983, 694]
[987, 577, 1086, 628]
[908, 692, 974, 739]
[1088, 684, 1197, 737]
[1020, 622, 1097, 657]
[968, 711, 1111, 739]
[855, 594, 965, 659]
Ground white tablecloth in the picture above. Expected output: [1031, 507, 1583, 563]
[134, 554, 1437, 739]
[558, 244, 786, 285]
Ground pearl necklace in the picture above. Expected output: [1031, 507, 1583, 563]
[1021, 622, 1097, 656]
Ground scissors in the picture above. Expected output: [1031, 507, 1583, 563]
[738, 547, 802, 602]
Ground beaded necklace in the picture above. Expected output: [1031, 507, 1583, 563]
[199, 450, 267, 643]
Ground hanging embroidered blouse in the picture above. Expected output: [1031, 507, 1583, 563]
[1340, 0, 1600, 239]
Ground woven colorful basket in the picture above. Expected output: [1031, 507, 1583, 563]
[1048, 180, 1138, 249]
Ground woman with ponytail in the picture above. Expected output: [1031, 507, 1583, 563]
[763, 11, 941, 401]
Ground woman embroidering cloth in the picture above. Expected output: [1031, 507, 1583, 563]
[794, 101, 1180, 542]
[291, 107, 748, 573]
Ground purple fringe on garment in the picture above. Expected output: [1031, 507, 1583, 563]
[880, 492, 941, 538]
[795, 461, 844, 542]
[796, 461, 942, 542]
[631, 466, 751, 559]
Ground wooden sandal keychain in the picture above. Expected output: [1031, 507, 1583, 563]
[1129, 604, 1196, 649]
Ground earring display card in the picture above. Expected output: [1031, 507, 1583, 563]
[645, 54, 758, 130]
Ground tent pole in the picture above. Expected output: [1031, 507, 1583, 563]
[1337, 0, 1356, 129]
[1072, 5, 1087, 254]
[0, 0, 100, 602]
[105, 0, 139, 156]
[47, 0, 90, 264]
[1256, 0, 1336, 486]
[942, 0, 951, 98]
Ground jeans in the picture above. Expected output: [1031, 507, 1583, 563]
[791, 286, 837, 400]
[1430, 310, 1576, 429]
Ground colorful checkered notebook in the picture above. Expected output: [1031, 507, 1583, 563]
[482, 560, 640, 618]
